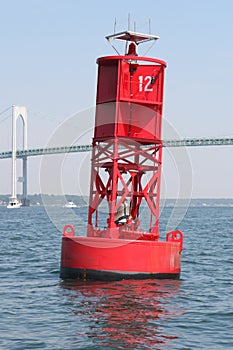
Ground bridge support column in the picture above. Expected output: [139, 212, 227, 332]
[22, 156, 29, 206]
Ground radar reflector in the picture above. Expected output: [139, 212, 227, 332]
[106, 30, 159, 44]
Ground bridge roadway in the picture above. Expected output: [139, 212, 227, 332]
[0, 137, 233, 159]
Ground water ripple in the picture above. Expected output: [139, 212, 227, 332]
[0, 206, 233, 349]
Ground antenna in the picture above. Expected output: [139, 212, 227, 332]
[128, 13, 130, 30]
[114, 17, 116, 34]
[149, 18, 151, 34]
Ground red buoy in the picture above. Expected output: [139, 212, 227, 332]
[60, 30, 184, 280]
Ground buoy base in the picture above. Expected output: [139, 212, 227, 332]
[60, 266, 180, 281]
[60, 233, 183, 281]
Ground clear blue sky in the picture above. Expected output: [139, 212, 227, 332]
[0, 0, 232, 198]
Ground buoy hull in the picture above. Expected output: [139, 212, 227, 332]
[60, 236, 182, 281]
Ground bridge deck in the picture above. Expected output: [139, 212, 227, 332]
[0, 137, 233, 159]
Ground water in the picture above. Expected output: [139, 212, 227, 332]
[0, 205, 233, 349]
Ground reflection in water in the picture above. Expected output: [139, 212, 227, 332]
[61, 279, 183, 349]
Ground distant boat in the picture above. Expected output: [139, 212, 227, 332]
[7, 198, 22, 209]
[64, 201, 77, 208]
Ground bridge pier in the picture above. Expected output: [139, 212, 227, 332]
[22, 156, 29, 206]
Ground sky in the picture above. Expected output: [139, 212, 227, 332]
[0, 0, 233, 198]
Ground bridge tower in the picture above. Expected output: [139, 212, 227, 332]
[7, 105, 29, 208]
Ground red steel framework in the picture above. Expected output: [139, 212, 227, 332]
[87, 45, 166, 239]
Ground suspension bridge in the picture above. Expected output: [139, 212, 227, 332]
[1, 106, 233, 206]
[1, 136, 233, 159]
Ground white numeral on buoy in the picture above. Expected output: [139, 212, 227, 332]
[138, 76, 153, 92]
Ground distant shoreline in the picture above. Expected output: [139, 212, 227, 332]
[0, 194, 232, 207]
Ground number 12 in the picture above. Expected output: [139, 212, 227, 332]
[138, 76, 153, 92]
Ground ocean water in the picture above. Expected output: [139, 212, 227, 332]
[0, 205, 233, 349]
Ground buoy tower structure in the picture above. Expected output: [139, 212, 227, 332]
[60, 30, 184, 280]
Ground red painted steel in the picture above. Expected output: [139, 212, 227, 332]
[95, 56, 166, 142]
[87, 139, 163, 235]
[60, 32, 184, 280]
[89, 51, 166, 236]
[61, 236, 181, 277]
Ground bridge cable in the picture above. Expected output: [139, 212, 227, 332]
[0, 106, 11, 117]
